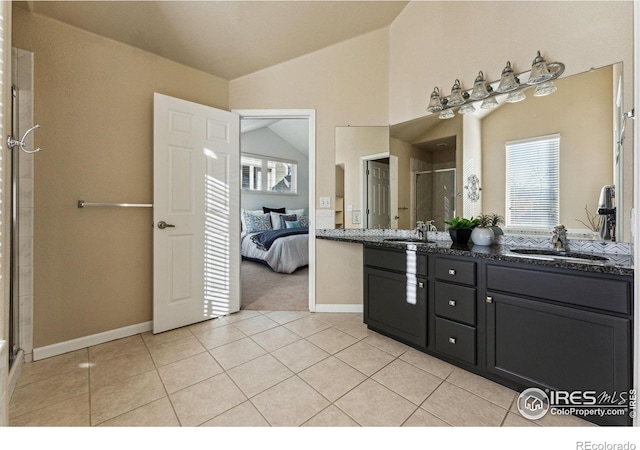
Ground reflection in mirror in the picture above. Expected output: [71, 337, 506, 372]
[385, 63, 627, 242]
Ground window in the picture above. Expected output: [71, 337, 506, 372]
[505, 134, 560, 228]
[241, 154, 297, 194]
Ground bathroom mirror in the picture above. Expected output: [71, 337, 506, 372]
[336, 63, 629, 242]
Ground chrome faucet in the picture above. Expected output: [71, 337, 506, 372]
[416, 221, 427, 240]
[551, 224, 568, 252]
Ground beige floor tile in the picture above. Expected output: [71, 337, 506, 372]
[147, 335, 206, 367]
[98, 397, 180, 427]
[187, 316, 230, 335]
[303, 405, 360, 427]
[372, 359, 443, 405]
[90, 349, 155, 391]
[335, 379, 417, 426]
[226, 354, 294, 398]
[250, 326, 302, 352]
[158, 352, 223, 394]
[9, 367, 88, 419]
[402, 408, 451, 427]
[502, 412, 540, 427]
[17, 349, 88, 387]
[271, 340, 329, 373]
[333, 317, 373, 339]
[141, 327, 193, 347]
[251, 376, 330, 426]
[90, 370, 166, 425]
[311, 312, 358, 326]
[9, 393, 90, 426]
[89, 335, 147, 364]
[421, 382, 508, 426]
[192, 324, 247, 349]
[283, 316, 332, 338]
[298, 356, 367, 402]
[264, 310, 310, 325]
[399, 348, 455, 379]
[225, 310, 263, 323]
[200, 401, 269, 427]
[334, 341, 395, 376]
[170, 373, 247, 426]
[305, 327, 358, 354]
[232, 315, 280, 336]
[363, 332, 410, 357]
[209, 337, 267, 370]
[446, 367, 516, 409]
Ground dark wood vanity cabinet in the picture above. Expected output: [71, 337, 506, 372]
[362, 245, 633, 426]
[363, 247, 427, 348]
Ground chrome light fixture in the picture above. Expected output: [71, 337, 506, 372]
[426, 87, 443, 113]
[448, 79, 466, 107]
[527, 51, 552, 84]
[470, 71, 491, 100]
[426, 51, 564, 119]
[496, 61, 519, 92]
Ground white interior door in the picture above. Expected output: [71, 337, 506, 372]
[366, 160, 390, 229]
[153, 93, 240, 334]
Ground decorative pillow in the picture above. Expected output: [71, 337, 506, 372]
[279, 214, 298, 229]
[240, 209, 262, 232]
[243, 211, 272, 233]
[263, 206, 286, 214]
[299, 215, 309, 228]
[285, 220, 301, 229]
[286, 209, 304, 218]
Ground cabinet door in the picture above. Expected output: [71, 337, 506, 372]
[486, 292, 631, 398]
[364, 267, 427, 348]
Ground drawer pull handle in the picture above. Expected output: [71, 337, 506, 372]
[449, 337, 456, 345]
[418, 282, 425, 288]
[448, 269, 456, 275]
[448, 300, 456, 307]
[486, 296, 494, 304]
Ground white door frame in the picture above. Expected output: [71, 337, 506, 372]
[232, 109, 316, 312]
[360, 152, 390, 229]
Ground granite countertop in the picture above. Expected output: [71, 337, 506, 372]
[316, 234, 634, 277]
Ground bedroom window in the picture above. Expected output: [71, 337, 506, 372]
[241, 154, 297, 194]
[505, 134, 560, 229]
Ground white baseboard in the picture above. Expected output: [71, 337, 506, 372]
[33, 321, 153, 361]
[313, 304, 363, 313]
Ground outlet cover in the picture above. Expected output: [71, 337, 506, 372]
[352, 210, 361, 224]
[320, 196, 331, 208]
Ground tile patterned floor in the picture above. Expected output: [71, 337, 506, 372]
[8, 310, 595, 427]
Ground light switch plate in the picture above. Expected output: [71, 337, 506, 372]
[352, 210, 361, 224]
[347, 204, 353, 212]
[319, 196, 331, 208]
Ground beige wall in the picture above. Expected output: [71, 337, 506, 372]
[229, 28, 389, 305]
[12, 8, 229, 347]
[482, 66, 613, 231]
[315, 240, 363, 306]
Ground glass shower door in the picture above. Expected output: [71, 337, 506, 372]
[415, 168, 456, 231]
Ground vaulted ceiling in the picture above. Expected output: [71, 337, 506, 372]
[18, 1, 409, 80]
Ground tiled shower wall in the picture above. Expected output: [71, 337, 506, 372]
[15, 48, 34, 363]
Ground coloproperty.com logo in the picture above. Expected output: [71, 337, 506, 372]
[517, 387, 637, 420]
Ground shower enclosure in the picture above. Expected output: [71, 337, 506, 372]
[415, 168, 456, 232]
[8, 47, 35, 371]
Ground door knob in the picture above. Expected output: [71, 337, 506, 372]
[157, 221, 175, 229]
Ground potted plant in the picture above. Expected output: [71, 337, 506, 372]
[471, 214, 497, 246]
[444, 216, 479, 245]
[482, 213, 505, 237]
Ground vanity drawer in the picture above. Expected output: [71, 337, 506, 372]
[486, 264, 631, 315]
[435, 317, 476, 365]
[364, 246, 427, 276]
[435, 257, 476, 286]
[435, 282, 476, 326]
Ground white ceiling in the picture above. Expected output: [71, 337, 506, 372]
[19, 0, 409, 81]
[241, 118, 309, 155]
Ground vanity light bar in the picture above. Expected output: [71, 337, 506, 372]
[426, 51, 565, 118]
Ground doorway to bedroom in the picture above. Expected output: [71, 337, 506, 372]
[236, 110, 315, 312]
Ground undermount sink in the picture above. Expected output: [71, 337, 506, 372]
[509, 248, 609, 262]
[384, 237, 435, 244]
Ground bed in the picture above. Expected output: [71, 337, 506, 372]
[241, 208, 309, 274]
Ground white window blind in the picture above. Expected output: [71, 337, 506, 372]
[505, 134, 560, 228]
[241, 154, 297, 194]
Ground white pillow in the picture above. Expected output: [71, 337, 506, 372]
[270, 211, 286, 230]
[286, 209, 304, 219]
[241, 209, 263, 232]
